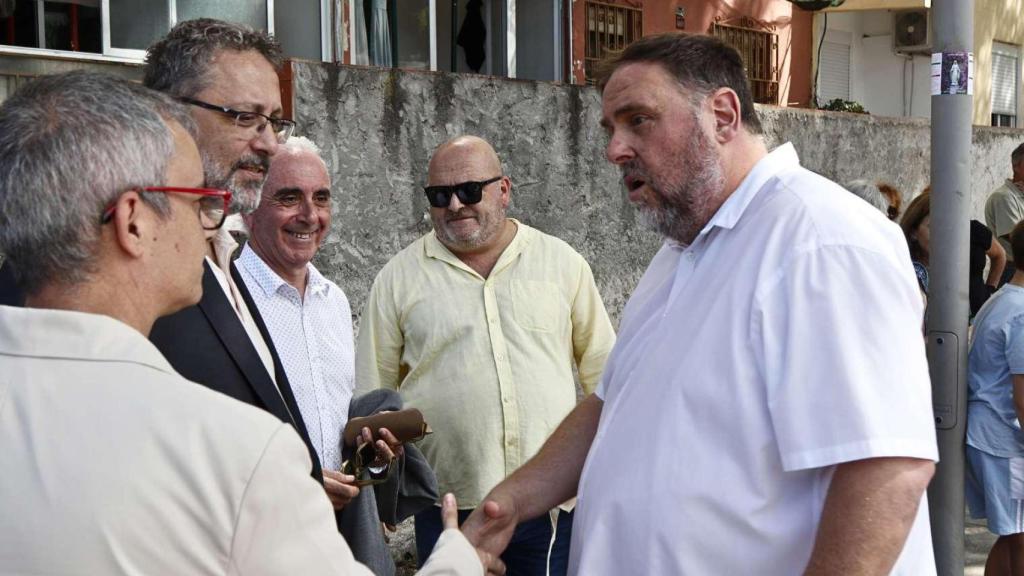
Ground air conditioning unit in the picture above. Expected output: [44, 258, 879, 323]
[893, 9, 931, 54]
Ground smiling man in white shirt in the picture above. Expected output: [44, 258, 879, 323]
[463, 32, 938, 576]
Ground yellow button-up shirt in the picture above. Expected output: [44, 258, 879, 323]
[355, 221, 615, 507]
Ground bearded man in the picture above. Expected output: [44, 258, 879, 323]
[462, 33, 939, 576]
[356, 135, 616, 576]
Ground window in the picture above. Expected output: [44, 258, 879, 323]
[711, 17, 779, 105]
[991, 42, 1019, 128]
[583, 0, 641, 85]
[0, 0, 272, 61]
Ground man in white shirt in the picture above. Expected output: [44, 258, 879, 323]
[0, 71, 490, 576]
[239, 137, 430, 574]
[463, 32, 938, 575]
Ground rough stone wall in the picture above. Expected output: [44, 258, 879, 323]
[293, 62, 1024, 326]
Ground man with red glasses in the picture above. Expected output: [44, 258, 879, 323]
[356, 135, 616, 576]
[0, 70, 492, 575]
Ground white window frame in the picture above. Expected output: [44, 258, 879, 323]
[346, 0, 517, 74]
[1, 0, 277, 63]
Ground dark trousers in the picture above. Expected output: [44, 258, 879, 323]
[414, 507, 573, 576]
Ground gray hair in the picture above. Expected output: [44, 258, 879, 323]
[280, 135, 322, 157]
[0, 71, 195, 294]
[143, 18, 283, 98]
[844, 179, 889, 214]
[1012, 142, 1024, 167]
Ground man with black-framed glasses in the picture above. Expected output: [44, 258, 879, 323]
[141, 17, 330, 499]
[356, 135, 616, 576]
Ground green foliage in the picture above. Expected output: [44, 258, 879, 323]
[819, 98, 869, 114]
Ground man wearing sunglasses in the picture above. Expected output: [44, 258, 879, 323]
[356, 135, 616, 575]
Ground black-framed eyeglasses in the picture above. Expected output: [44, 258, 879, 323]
[424, 176, 502, 208]
[179, 97, 296, 143]
[100, 187, 233, 231]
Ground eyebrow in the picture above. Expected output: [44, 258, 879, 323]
[272, 187, 303, 198]
[600, 103, 651, 129]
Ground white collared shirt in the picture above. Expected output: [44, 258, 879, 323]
[569, 143, 938, 575]
[237, 244, 355, 472]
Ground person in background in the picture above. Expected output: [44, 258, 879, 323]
[966, 219, 1024, 576]
[902, 190, 1006, 316]
[878, 182, 903, 221]
[984, 142, 1024, 285]
[845, 179, 889, 215]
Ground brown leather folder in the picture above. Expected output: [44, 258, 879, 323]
[342, 408, 432, 447]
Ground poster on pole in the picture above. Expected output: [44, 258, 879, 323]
[931, 51, 973, 95]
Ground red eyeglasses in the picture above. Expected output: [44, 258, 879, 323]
[100, 187, 233, 231]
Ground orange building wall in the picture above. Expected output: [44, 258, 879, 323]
[571, 0, 814, 108]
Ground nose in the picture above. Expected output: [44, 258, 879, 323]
[296, 196, 316, 221]
[447, 192, 465, 211]
[251, 122, 280, 156]
[605, 132, 635, 165]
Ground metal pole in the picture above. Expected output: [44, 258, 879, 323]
[927, 1, 973, 574]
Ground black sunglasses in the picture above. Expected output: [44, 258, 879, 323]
[424, 176, 502, 208]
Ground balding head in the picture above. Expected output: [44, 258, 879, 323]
[425, 135, 511, 256]
[428, 136, 504, 187]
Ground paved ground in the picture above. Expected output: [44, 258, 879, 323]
[966, 515, 997, 575]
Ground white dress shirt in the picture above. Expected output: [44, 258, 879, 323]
[569, 143, 939, 575]
[237, 243, 355, 472]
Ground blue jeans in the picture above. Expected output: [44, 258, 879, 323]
[415, 507, 573, 575]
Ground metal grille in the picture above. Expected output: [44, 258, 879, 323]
[584, 1, 641, 85]
[711, 20, 779, 105]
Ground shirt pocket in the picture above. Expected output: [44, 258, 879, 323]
[511, 279, 562, 333]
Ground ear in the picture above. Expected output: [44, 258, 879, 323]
[111, 191, 151, 259]
[708, 87, 743, 145]
[499, 176, 512, 207]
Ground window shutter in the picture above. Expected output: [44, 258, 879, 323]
[991, 43, 1019, 117]
[819, 41, 851, 103]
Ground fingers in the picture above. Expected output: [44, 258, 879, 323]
[377, 427, 405, 458]
[480, 551, 506, 576]
[374, 438, 395, 460]
[441, 493, 459, 530]
[323, 470, 360, 509]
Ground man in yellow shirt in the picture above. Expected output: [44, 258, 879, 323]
[356, 135, 615, 575]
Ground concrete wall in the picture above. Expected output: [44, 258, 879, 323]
[292, 61, 1024, 326]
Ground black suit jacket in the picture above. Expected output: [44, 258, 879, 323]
[149, 260, 324, 482]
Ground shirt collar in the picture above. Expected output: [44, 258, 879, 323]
[701, 142, 800, 236]
[0, 306, 177, 376]
[238, 242, 327, 298]
[424, 218, 532, 276]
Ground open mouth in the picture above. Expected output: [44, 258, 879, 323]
[624, 175, 646, 192]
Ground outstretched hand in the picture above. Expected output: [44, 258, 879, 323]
[440, 493, 507, 575]
[460, 492, 518, 570]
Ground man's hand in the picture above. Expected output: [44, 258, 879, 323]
[360, 425, 405, 461]
[460, 491, 519, 564]
[322, 469, 360, 510]
[441, 493, 506, 575]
